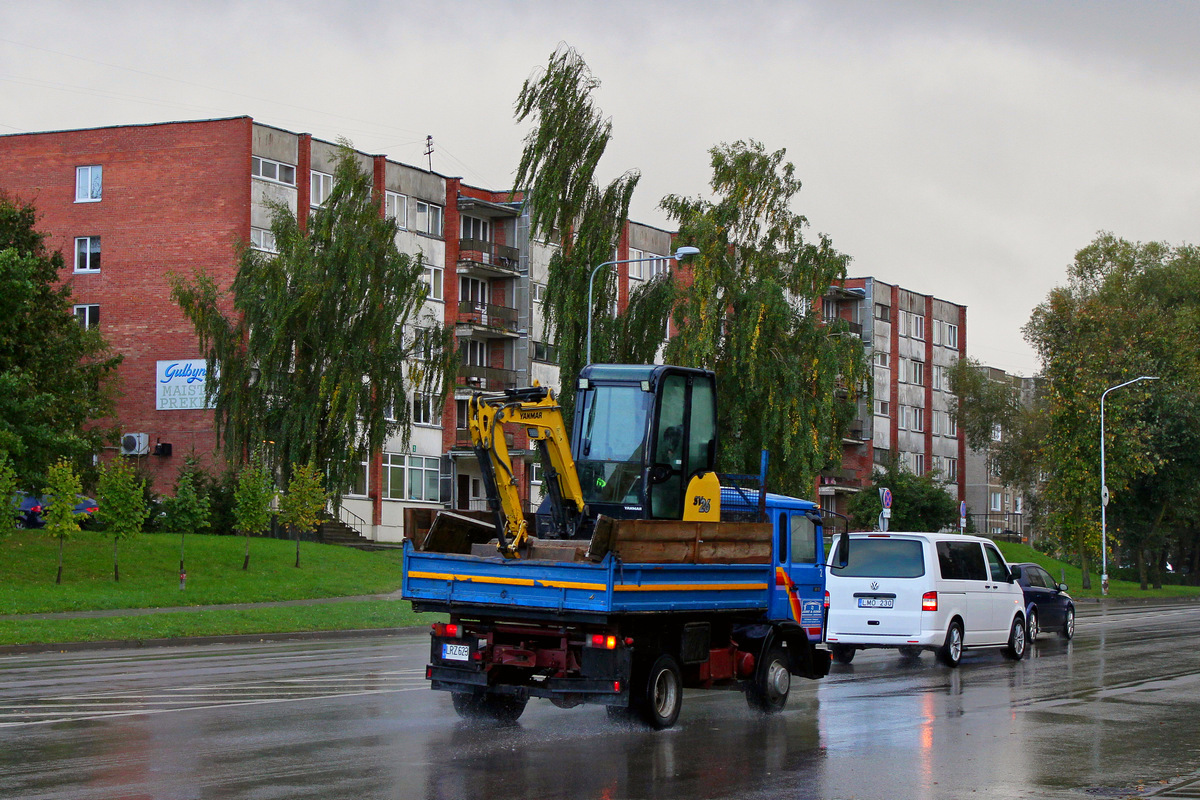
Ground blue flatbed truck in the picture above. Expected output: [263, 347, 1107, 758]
[403, 489, 833, 728]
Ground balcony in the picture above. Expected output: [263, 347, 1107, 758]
[458, 238, 520, 278]
[457, 364, 518, 392]
[455, 300, 520, 337]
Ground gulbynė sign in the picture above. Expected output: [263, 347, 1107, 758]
[156, 359, 215, 410]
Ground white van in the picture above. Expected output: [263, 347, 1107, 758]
[824, 532, 1027, 667]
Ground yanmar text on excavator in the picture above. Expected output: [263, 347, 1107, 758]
[401, 364, 847, 729]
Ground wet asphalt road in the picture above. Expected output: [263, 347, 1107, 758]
[0, 601, 1198, 800]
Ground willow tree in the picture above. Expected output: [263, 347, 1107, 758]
[513, 45, 674, 415]
[661, 141, 868, 497]
[172, 144, 456, 501]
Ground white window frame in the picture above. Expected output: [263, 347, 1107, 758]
[415, 201, 444, 237]
[911, 406, 925, 433]
[407, 455, 440, 502]
[249, 227, 277, 253]
[74, 236, 100, 272]
[873, 399, 890, 416]
[627, 249, 644, 280]
[75, 165, 102, 202]
[992, 423, 1003, 442]
[874, 303, 890, 322]
[251, 156, 296, 186]
[423, 263, 444, 301]
[912, 453, 925, 475]
[873, 351, 890, 368]
[946, 457, 958, 481]
[946, 414, 958, 437]
[382, 453, 406, 500]
[910, 359, 924, 386]
[989, 491, 1003, 512]
[532, 282, 547, 303]
[461, 215, 490, 242]
[345, 461, 369, 497]
[945, 323, 959, 349]
[412, 392, 440, 427]
[73, 304, 99, 329]
[385, 191, 408, 229]
[911, 313, 925, 341]
[647, 254, 669, 279]
[899, 405, 910, 430]
[310, 170, 334, 208]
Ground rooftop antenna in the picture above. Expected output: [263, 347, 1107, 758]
[425, 135, 434, 172]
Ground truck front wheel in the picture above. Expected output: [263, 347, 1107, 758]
[639, 654, 683, 729]
[451, 692, 528, 724]
[746, 645, 790, 713]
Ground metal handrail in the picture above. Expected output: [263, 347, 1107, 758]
[334, 503, 368, 538]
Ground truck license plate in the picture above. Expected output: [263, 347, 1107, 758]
[442, 643, 470, 661]
[858, 597, 894, 608]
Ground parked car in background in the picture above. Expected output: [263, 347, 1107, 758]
[1010, 562, 1075, 641]
[10, 493, 98, 529]
[825, 532, 1027, 668]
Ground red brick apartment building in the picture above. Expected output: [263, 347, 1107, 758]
[819, 278, 967, 518]
[0, 117, 680, 541]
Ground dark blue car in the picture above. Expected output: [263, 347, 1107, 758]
[1010, 562, 1075, 641]
[11, 492, 98, 529]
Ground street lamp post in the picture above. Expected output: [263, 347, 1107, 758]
[1099, 375, 1159, 595]
[585, 245, 700, 365]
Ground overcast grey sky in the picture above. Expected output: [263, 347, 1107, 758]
[2, 0, 1196, 375]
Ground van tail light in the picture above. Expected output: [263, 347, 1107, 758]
[824, 590, 830, 609]
[921, 591, 938, 612]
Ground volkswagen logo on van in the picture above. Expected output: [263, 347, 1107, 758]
[870, 581, 880, 591]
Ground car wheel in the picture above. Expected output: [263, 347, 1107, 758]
[1004, 615, 1026, 661]
[938, 621, 963, 668]
[746, 645, 790, 713]
[639, 654, 683, 729]
[899, 646, 923, 660]
[14, 517, 25, 530]
[1027, 609, 1040, 642]
[1059, 607, 1075, 641]
[830, 644, 855, 665]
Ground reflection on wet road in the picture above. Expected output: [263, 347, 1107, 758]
[0, 601, 1197, 800]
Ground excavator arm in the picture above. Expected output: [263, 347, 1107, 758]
[468, 385, 587, 559]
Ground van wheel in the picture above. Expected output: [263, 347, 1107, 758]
[639, 654, 683, 729]
[938, 621, 963, 668]
[830, 645, 855, 664]
[1004, 616, 1026, 661]
[746, 646, 790, 713]
[1059, 607, 1075, 640]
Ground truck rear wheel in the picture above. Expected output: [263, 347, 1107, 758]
[639, 654, 683, 729]
[451, 692, 528, 724]
[746, 645, 790, 713]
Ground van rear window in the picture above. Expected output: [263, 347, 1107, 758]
[831, 538, 925, 578]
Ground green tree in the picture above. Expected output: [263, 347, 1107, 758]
[847, 462, 958, 533]
[171, 144, 456, 501]
[660, 141, 869, 496]
[95, 457, 150, 581]
[278, 462, 327, 568]
[162, 470, 211, 576]
[513, 45, 672, 417]
[0, 452, 17, 536]
[0, 196, 121, 488]
[233, 455, 275, 571]
[43, 457, 85, 584]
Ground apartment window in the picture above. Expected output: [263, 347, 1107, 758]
[385, 191, 408, 228]
[932, 455, 943, 475]
[989, 491, 1003, 512]
[911, 313, 925, 341]
[873, 447, 889, 466]
[944, 323, 959, 349]
[1014, 496, 1023, 514]
[412, 393, 440, 426]
[408, 455, 440, 502]
[992, 423, 1003, 442]
[912, 453, 925, 475]
[461, 215, 490, 242]
[910, 406, 925, 433]
[251, 156, 296, 186]
[932, 410, 942, 435]
[415, 201, 444, 236]
[945, 457, 958, 481]
[382, 453, 406, 500]
[75, 165, 102, 202]
[873, 399, 890, 416]
[412, 327, 442, 362]
[899, 405, 910, 430]
[873, 351, 890, 368]
[628, 248, 644, 280]
[874, 303, 890, 322]
[456, 399, 469, 430]
[462, 338, 489, 367]
[945, 414, 958, 437]
[460, 277, 488, 307]
[530, 462, 544, 489]
[345, 461, 368, 497]
[533, 341, 559, 364]
[909, 359, 925, 386]
[422, 263, 444, 301]
[532, 282, 547, 303]
[74, 237, 101, 272]
[73, 304, 99, 329]
[647, 254, 669, 278]
[310, 170, 334, 207]
[250, 227, 277, 253]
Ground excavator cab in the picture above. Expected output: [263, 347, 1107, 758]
[573, 364, 717, 522]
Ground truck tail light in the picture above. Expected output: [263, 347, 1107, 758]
[431, 622, 461, 638]
[922, 592, 938, 611]
[589, 634, 617, 649]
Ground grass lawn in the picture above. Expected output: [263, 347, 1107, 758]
[996, 542, 1200, 600]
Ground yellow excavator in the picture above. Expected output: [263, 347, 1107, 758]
[468, 364, 731, 559]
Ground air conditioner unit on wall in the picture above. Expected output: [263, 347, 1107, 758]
[121, 433, 150, 456]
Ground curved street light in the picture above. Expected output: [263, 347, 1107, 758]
[1099, 375, 1159, 595]
[585, 245, 700, 365]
